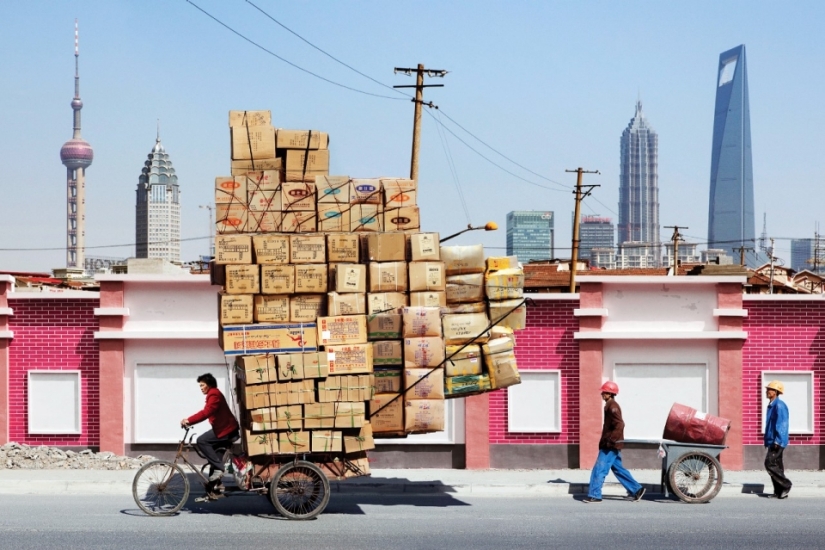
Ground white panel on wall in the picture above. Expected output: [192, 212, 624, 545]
[614, 363, 707, 439]
[761, 371, 814, 434]
[28, 371, 81, 434]
[508, 371, 561, 433]
[134, 365, 229, 443]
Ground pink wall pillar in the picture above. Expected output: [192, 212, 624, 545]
[717, 283, 744, 470]
[465, 393, 490, 469]
[98, 281, 125, 454]
[578, 283, 603, 469]
[0, 279, 11, 444]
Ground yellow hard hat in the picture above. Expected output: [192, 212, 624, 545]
[766, 380, 784, 394]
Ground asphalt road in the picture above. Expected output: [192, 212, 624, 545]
[1, 492, 823, 549]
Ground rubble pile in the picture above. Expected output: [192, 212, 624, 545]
[0, 443, 154, 470]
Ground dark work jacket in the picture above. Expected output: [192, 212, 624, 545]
[187, 387, 239, 439]
[599, 398, 625, 451]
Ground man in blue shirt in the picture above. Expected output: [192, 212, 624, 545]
[764, 380, 792, 499]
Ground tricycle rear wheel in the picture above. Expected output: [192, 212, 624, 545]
[269, 460, 330, 520]
[668, 451, 723, 503]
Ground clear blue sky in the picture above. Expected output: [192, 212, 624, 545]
[1, 0, 823, 272]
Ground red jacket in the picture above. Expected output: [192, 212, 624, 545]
[187, 387, 239, 438]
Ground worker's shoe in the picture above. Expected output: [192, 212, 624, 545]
[209, 470, 224, 483]
[778, 490, 790, 499]
[582, 497, 602, 504]
[632, 487, 646, 502]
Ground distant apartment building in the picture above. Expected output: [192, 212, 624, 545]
[662, 242, 700, 269]
[579, 215, 614, 267]
[506, 211, 554, 264]
[617, 242, 658, 269]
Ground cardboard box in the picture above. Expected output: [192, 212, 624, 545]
[216, 204, 248, 234]
[317, 315, 368, 346]
[318, 374, 372, 402]
[278, 431, 311, 454]
[302, 351, 330, 378]
[225, 265, 260, 294]
[409, 233, 440, 261]
[231, 125, 276, 161]
[404, 399, 445, 433]
[327, 292, 366, 316]
[244, 383, 279, 410]
[441, 302, 487, 314]
[350, 204, 382, 232]
[273, 379, 316, 406]
[367, 313, 402, 340]
[254, 295, 290, 323]
[316, 376, 344, 403]
[303, 403, 335, 429]
[261, 265, 295, 294]
[409, 291, 447, 308]
[248, 211, 282, 233]
[349, 179, 382, 204]
[383, 206, 420, 232]
[373, 368, 402, 393]
[441, 244, 485, 275]
[327, 343, 373, 375]
[253, 234, 289, 264]
[317, 203, 350, 232]
[283, 169, 328, 183]
[311, 430, 342, 453]
[280, 211, 317, 232]
[365, 232, 407, 262]
[275, 353, 304, 381]
[215, 176, 247, 205]
[229, 110, 271, 127]
[238, 354, 278, 385]
[219, 293, 253, 325]
[290, 294, 326, 322]
[444, 374, 492, 397]
[367, 292, 407, 315]
[316, 175, 351, 204]
[283, 149, 330, 172]
[444, 344, 482, 377]
[409, 262, 446, 292]
[488, 299, 527, 331]
[250, 404, 302, 430]
[402, 307, 443, 338]
[333, 264, 366, 293]
[490, 325, 516, 344]
[369, 394, 404, 433]
[281, 182, 316, 211]
[243, 170, 281, 193]
[486, 255, 520, 272]
[344, 422, 375, 454]
[485, 269, 525, 300]
[403, 337, 446, 368]
[442, 312, 491, 345]
[244, 430, 278, 457]
[290, 235, 326, 264]
[373, 340, 403, 366]
[446, 273, 485, 303]
[404, 368, 445, 400]
[381, 178, 417, 208]
[334, 402, 366, 429]
[483, 337, 521, 389]
[231, 158, 281, 175]
[215, 235, 252, 265]
[276, 129, 329, 150]
[326, 233, 359, 263]
[368, 262, 408, 292]
[247, 189, 280, 212]
[293, 265, 328, 294]
[220, 322, 318, 356]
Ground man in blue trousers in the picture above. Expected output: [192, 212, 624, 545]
[764, 380, 792, 499]
[583, 381, 645, 504]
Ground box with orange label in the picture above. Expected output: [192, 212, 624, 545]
[326, 343, 373, 375]
[216, 204, 248, 234]
[215, 176, 247, 204]
[317, 315, 368, 346]
[220, 322, 317, 356]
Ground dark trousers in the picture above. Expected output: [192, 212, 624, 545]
[765, 445, 792, 496]
[196, 429, 239, 474]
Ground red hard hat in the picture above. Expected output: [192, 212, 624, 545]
[600, 381, 619, 395]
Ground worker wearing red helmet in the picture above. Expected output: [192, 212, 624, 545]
[764, 380, 792, 498]
[583, 381, 646, 504]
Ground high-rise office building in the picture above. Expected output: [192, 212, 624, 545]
[506, 211, 554, 264]
[579, 215, 615, 267]
[791, 238, 825, 274]
[135, 131, 181, 262]
[619, 101, 659, 248]
[707, 45, 758, 266]
[59, 21, 93, 269]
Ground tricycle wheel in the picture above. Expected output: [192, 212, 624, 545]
[668, 451, 723, 503]
[132, 460, 190, 516]
[269, 460, 330, 520]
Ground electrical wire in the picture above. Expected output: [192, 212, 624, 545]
[433, 109, 471, 224]
[0, 235, 210, 252]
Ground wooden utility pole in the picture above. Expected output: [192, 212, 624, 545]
[565, 168, 600, 293]
[664, 226, 687, 275]
[394, 64, 447, 181]
[733, 246, 754, 266]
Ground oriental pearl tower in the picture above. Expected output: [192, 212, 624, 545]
[59, 20, 93, 269]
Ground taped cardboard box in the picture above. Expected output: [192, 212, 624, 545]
[317, 203, 350, 232]
[293, 265, 328, 293]
[261, 265, 295, 294]
[409, 291, 447, 308]
[333, 264, 366, 293]
[344, 422, 375, 454]
[373, 368, 402, 393]
[483, 337, 521, 389]
[404, 368, 445, 400]
[220, 322, 318, 356]
[441, 244, 485, 275]
[215, 235, 253, 265]
[445, 344, 482, 377]
[373, 340, 403, 366]
[316, 376, 344, 403]
[275, 353, 305, 381]
[444, 374, 492, 397]
[367, 313, 402, 340]
[381, 178, 417, 208]
[445, 273, 485, 304]
[334, 402, 366, 429]
[349, 179, 382, 204]
[231, 158, 281, 176]
[326, 233, 360, 263]
[409, 233, 440, 261]
[275, 404, 303, 431]
[369, 262, 408, 292]
[485, 268, 525, 300]
[327, 343, 373, 375]
[366, 292, 407, 315]
[283, 149, 330, 173]
[318, 374, 373, 402]
[281, 182, 316, 211]
[327, 292, 366, 316]
[303, 402, 335, 429]
[281, 211, 317, 233]
[311, 430, 342, 453]
[278, 431, 311, 454]
[486, 256, 519, 272]
[219, 293, 253, 326]
[231, 125, 276, 161]
[284, 169, 328, 184]
[290, 294, 326, 323]
[276, 129, 329, 150]
[442, 312, 491, 345]
[216, 204, 248, 234]
[238, 354, 277, 385]
[215, 176, 247, 205]
[369, 394, 404, 433]
[290, 235, 326, 264]
[254, 295, 289, 323]
[273, 379, 317, 406]
[409, 262, 446, 292]
[490, 325, 516, 345]
[316, 175, 351, 205]
[404, 399, 445, 433]
[365, 232, 407, 262]
[244, 170, 281, 193]
[489, 299, 527, 331]
[401, 307, 443, 338]
[253, 234, 289, 265]
[247, 189, 280, 212]
[384, 206, 420, 232]
[244, 430, 278, 457]
[229, 110, 271, 128]
[403, 337, 446, 368]
[441, 302, 486, 314]
[225, 265, 260, 295]
[248, 211, 282, 233]
[243, 383, 279, 410]
[317, 315, 368, 346]
[350, 204, 382, 232]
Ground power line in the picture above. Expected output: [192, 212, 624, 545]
[433, 109, 471, 224]
[0, 235, 210, 252]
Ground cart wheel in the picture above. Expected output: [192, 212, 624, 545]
[668, 452, 723, 503]
[269, 461, 330, 520]
[132, 460, 190, 516]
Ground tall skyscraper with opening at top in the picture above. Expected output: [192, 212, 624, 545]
[618, 101, 659, 247]
[506, 211, 554, 264]
[135, 129, 181, 263]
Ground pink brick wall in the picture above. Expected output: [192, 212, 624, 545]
[7, 298, 100, 447]
[489, 299, 579, 444]
[743, 300, 824, 445]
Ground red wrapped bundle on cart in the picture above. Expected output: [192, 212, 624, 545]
[662, 403, 731, 445]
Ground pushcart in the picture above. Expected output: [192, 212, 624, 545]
[622, 439, 726, 503]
